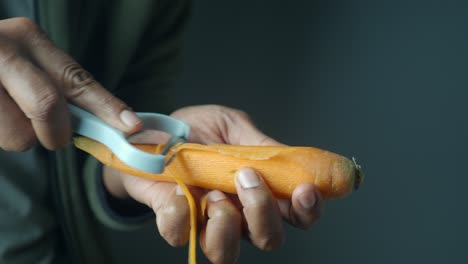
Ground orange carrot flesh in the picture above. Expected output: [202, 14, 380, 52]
[74, 137, 363, 200]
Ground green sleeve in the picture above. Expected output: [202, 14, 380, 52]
[0, 148, 68, 264]
[83, 157, 154, 231]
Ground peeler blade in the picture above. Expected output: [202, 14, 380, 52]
[163, 137, 186, 167]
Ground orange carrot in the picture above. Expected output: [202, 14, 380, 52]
[75, 136, 363, 263]
[74, 137, 363, 200]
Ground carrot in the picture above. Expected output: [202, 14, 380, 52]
[74, 137, 363, 200]
[75, 136, 363, 264]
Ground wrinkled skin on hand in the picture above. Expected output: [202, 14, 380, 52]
[104, 105, 323, 264]
[0, 17, 141, 151]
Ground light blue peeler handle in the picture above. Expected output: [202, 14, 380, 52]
[69, 104, 190, 174]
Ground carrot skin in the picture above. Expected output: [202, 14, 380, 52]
[74, 137, 362, 200]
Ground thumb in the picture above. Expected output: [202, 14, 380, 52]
[25, 27, 142, 133]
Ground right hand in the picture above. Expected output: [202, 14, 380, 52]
[103, 105, 323, 264]
[0, 17, 142, 151]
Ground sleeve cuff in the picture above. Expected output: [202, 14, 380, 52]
[83, 156, 154, 230]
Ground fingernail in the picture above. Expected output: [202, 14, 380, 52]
[175, 185, 185, 196]
[299, 192, 316, 209]
[207, 190, 227, 203]
[236, 168, 260, 189]
[120, 109, 141, 128]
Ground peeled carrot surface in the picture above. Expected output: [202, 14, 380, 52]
[74, 137, 363, 200]
[75, 136, 363, 263]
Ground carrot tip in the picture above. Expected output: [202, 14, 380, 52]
[352, 157, 364, 190]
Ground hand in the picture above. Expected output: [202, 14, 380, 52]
[103, 105, 323, 264]
[0, 17, 142, 151]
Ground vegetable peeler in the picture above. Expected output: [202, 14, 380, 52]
[69, 104, 190, 174]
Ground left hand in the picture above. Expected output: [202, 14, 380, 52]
[103, 105, 323, 264]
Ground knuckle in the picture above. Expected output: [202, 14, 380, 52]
[231, 109, 250, 121]
[210, 104, 250, 121]
[12, 17, 39, 32]
[26, 92, 60, 121]
[0, 42, 21, 68]
[1, 131, 36, 152]
[98, 93, 125, 111]
[156, 203, 189, 247]
[211, 204, 239, 220]
[206, 251, 230, 264]
[242, 194, 271, 212]
[254, 232, 284, 251]
[223, 106, 251, 121]
[10, 17, 47, 43]
[158, 222, 187, 247]
[220, 105, 250, 121]
[290, 201, 322, 230]
[13, 138, 37, 152]
[160, 229, 186, 247]
[1, 17, 40, 38]
[161, 202, 189, 220]
[61, 63, 98, 98]
[0, 17, 45, 48]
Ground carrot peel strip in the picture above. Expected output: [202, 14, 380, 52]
[166, 168, 197, 264]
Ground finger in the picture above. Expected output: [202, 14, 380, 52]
[21, 22, 142, 133]
[235, 167, 284, 251]
[223, 108, 283, 146]
[0, 85, 36, 151]
[200, 190, 241, 264]
[238, 123, 283, 146]
[120, 175, 190, 247]
[0, 52, 70, 149]
[277, 183, 323, 229]
[156, 185, 191, 247]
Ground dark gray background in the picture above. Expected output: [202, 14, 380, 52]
[109, 1, 468, 263]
